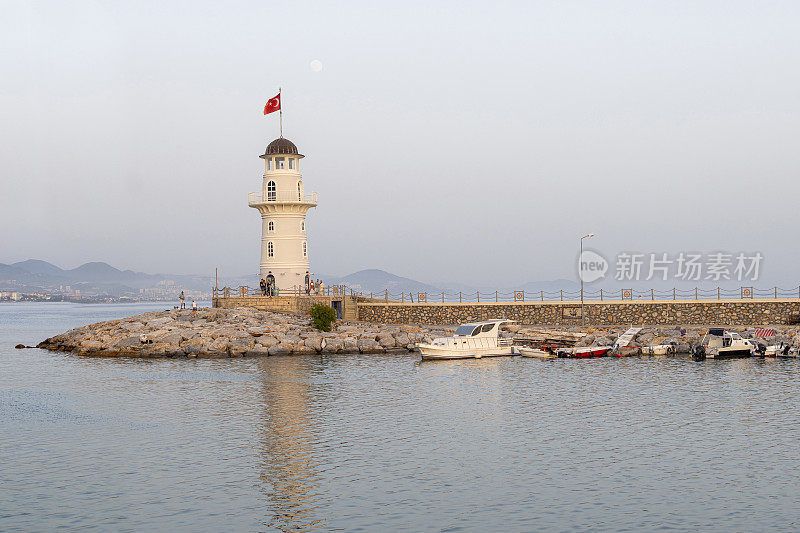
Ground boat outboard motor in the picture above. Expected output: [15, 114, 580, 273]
[691, 344, 706, 361]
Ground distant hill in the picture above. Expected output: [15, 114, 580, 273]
[1, 259, 587, 299]
[324, 269, 442, 296]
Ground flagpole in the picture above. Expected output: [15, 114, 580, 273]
[279, 87, 283, 138]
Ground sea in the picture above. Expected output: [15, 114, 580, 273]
[2, 302, 800, 531]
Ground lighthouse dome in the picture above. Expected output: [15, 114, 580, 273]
[260, 137, 304, 159]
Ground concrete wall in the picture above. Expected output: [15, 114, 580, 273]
[356, 299, 800, 326]
[213, 294, 358, 320]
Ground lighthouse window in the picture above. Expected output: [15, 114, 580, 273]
[268, 221, 274, 231]
[301, 221, 305, 231]
[267, 158, 272, 170]
[288, 158, 294, 170]
[297, 182, 302, 200]
[275, 157, 285, 169]
[267, 181, 276, 201]
[268, 242, 274, 257]
[303, 242, 307, 257]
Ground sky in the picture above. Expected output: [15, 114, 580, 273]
[2, 1, 799, 287]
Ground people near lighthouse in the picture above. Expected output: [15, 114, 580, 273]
[260, 278, 267, 296]
[266, 272, 275, 296]
[305, 272, 311, 295]
[179, 290, 185, 309]
[191, 299, 197, 317]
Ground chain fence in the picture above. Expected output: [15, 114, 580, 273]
[213, 285, 800, 303]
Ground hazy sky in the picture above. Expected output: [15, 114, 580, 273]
[2, 1, 799, 286]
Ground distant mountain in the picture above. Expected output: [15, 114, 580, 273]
[324, 269, 442, 295]
[0, 259, 210, 297]
[12, 259, 65, 277]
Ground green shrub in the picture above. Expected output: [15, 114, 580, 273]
[310, 303, 337, 332]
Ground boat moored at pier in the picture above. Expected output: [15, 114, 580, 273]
[691, 328, 756, 360]
[417, 319, 514, 360]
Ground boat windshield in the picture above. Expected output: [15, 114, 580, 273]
[455, 325, 478, 336]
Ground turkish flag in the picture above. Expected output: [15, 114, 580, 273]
[264, 93, 280, 115]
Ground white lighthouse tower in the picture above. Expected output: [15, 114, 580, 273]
[248, 137, 317, 292]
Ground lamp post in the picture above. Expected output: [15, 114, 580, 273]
[580, 233, 595, 325]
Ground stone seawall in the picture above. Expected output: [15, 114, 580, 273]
[213, 294, 359, 320]
[356, 299, 800, 326]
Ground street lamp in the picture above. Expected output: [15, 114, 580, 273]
[580, 233, 595, 325]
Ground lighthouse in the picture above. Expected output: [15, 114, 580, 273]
[248, 137, 317, 292]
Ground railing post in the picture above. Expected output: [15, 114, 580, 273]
[775, 286, 778, 299]
[495, 290, 498, 302]
[459, 291, 462, 303]
[560, 290, 563, 301]
[717, 287, 720, 299]
[385, 289, 388, 303]
[673, 288, 676, 300]
[522, 290, 525, 302]
[442, 291, 445, 303]
[695, 287, 698, 300]
[620, 288, 623, 300]
[477, 291, 480, 303]
[651, 289, 654, 301]
[600, 288, 603, 301]
[541, 290, 544, 302]
[401, 292, 404, 303]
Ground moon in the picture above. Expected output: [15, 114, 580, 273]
[310, 59, 323, 72]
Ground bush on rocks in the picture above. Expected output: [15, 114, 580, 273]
[310, 303, 337, 332]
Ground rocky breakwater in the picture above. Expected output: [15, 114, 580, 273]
[512, 324, 800, 353]
[37, 307, 456, 358]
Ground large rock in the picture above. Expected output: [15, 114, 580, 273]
[227, 337, 254, 355]
[268, 344, 291, 356]
[357, 338, 383, 353]
[255, 335, 279, 348]
[147, 317, 174, 328]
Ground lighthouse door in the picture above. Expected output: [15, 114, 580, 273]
[331, 300, 342, 319]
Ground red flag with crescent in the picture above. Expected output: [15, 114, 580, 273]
[263, 93, 281, 115]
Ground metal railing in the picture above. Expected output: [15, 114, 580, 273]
[248, 191, 318, 205]
[212, 285, 800, 303]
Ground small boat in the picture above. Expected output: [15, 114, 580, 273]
[515, 346, 557, 359]
[763, 343, 798, 358]
[416, 319, 514, 360]
[691, 328, 756, 360]
[643, 344, 675, 356]
[571, 346, 612, 358]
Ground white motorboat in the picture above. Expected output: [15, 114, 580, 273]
[417, 319, 514, 360]
[691, 328, 756, 360]
[763, 343, 798, 358]
[515, 346, 557, 359]
[643, 344, 675, 356]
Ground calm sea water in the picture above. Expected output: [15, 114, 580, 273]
[2, 303, 800, 531]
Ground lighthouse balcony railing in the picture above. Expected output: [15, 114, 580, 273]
[248, 191, 318, 205]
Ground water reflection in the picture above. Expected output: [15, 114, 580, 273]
[257, 356, 326, 532]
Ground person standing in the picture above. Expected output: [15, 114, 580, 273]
[260, 278, 267, 296]
[191, 299, 197, 318]
[179, 290, 185, 309]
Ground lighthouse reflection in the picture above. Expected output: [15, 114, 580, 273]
[257, 356, 327, 532]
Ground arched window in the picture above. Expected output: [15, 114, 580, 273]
[267, 242, 274, 257]
[268, 221, 274, 231]
[301, 221, 305, 231]
[267, 158, 273, 170]
[297, 181, 302, 200]
[288, 158, 294, 170]
[303, 242, 307, 257]
[267, 181, 276, 201]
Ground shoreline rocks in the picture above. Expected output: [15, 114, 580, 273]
[36, 307, 456, 358]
